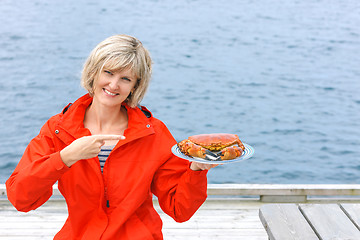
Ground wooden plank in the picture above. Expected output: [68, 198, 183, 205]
[162, 229, 266, 240]
[0, 238, 51, 240]
[300, 204, 360, 240]
[260, 195, 306, 203]
[259, 204, 318, 240]
[3, 184, 360, 198]
[340, 203, 360, 230]
[208, 184, 360, 196]
[161, 210, 263, 230]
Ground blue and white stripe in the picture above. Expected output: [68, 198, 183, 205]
[98, 145, 115, 172]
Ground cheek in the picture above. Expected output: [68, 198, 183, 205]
[92, 77, 103, 90]
[126, 82, 137, 93]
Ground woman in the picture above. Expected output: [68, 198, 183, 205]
[6, 34, 216, 239]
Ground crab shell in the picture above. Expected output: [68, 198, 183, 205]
[177, 133, 245, 160]
[188, 133, 245, 151]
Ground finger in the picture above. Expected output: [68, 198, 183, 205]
[99, 140, 106, 147]
[203, 163, 218, 170]
[198, 163, 210, 170]
[93, 135, 126, 141]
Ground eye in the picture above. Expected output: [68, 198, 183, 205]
[122, 77, 131, 82]
[104, 70, 113, 75]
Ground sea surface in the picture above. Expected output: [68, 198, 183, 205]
[0, 0, 359, 184]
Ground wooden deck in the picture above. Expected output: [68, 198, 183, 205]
[260, 203, 360, 239]
[2, 184, 360, 239]
[0, 199, 267, 240]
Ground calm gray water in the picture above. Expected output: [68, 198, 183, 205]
[0, 0, 359, 184]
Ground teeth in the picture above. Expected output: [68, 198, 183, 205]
[104, 89, 117, 96]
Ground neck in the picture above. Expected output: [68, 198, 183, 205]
[85, 101, 127, 134]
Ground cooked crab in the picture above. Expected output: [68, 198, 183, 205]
[177, 133, 245, 161]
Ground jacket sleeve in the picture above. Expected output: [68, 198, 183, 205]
[6, 117, 69, 212]
[150, 123, 208, 223]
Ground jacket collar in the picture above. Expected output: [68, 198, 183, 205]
[55, 94, 155, 145]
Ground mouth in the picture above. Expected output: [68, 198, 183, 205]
[103, 88, 119, 97]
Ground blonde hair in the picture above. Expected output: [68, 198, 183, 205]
[81, 34, 152, 108]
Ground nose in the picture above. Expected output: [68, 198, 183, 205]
[108, 78, 119, 90]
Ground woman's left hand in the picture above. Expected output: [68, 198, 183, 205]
[190, 162, 220, 171]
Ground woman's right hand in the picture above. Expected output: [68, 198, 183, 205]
[60, 135, 125, 167]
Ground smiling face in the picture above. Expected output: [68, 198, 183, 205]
[81, 35, 152, 108]
[92, 67, 138, 108]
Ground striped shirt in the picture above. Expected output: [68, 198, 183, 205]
[98, 145, 115, 173]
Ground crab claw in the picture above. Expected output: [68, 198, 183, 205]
[219, 146, 244, 160]
[178, 139, 207, 159]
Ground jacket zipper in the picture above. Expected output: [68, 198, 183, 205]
[103, 149, 113, 209]
[103, 162, 110, 208]
[99, 153, 109, 209]
[104, 186, 110, 208]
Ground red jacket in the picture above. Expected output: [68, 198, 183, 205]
[6, 94, 208, 240]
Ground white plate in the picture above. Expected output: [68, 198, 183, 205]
[171, 143, 254, 164]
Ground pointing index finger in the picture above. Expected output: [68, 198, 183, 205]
[93, 135, 126, 141]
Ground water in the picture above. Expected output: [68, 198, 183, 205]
[0, 0, 359, 184]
